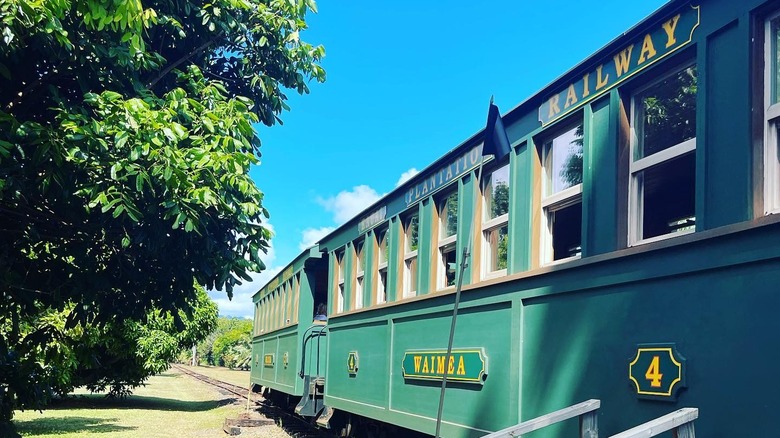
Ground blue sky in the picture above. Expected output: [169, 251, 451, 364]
[209, 0, 670, 317]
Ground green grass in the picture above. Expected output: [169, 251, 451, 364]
[13, 369, 253, 437]
[179, 364, 251, 389]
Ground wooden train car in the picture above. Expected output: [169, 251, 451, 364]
[252, 0, 780, 435]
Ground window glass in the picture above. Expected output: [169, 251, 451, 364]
[356, 241, 365, 273]
[635, 66, 697, 159]
[441, 245, 457, 287]
[486, 224, 508, 271]
[639, 153, 696, 238]
[377, 229, 388, 265]
[543, 125, 583, 197]
[485, 164, 510, 220]
[630, 63, 697, 243]
[439, 191, 458, 239]
[773, 17, 780, 105]
[404, 257, 417, 297]
[405, 214, 419, 252]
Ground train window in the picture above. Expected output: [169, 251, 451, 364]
[629, 64, 697, 244]
[335, 249, 346, 313]
[375, 228, 388, 304]
[354, 240, 364, 310]
[482, 163, 509, 278]
[540, 122, 583, 263]
[402, 213, 419, 298]
[437, 190, 458, 289]
[765, 13, 780, 213]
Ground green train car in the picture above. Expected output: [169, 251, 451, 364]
[251, 0, 780, 435]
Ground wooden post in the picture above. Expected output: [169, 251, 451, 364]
[580, 409, 599, 438]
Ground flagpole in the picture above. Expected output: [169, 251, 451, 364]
[433, 153, 486, 438]
[434, 98, 510, 438]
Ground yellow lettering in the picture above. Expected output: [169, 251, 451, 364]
[547, 94, 561, 118]
[637, 34, 657, 64]
[582, 73, 590, 98]
[645, 355, 663, 388]
[457, 356, 466, 375]
[596, 64, 609, 90]
[613, 44, 634, 77]
[422, 356, 429, 373]
[564, 84, 578, 109]
[437, 356, 445, 374]
[662, 14, 681, 48]
[413, 355, 422, 373]
[448, 357, 455, 374]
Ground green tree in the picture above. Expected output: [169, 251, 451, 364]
[0, 0, 324, 431]
[198, 316, 252, 368]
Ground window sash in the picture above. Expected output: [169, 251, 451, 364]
[766, 14, 780, 214]
[541, 193, 583, 264]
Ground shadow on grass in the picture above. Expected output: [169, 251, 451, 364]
[15, 416, 135, 436]
[46, 394, 238, 412]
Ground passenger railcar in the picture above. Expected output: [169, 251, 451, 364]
[252, 0, 780, 436]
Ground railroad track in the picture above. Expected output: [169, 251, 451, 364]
[171, 364, 332, 437]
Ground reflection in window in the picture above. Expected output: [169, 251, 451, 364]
[541, 124, 583, 263]
[765, 16, 780, 213]
[437, 190, 458, 289]
[355, 241, 364, 310]
[631, 64, 697, 243]
[376, 229, 388, 304]
[403, 213, 418, 298]
[483, 164, 509, 277]
[336, 250, 345, 313]
[439, 192, 458, 239]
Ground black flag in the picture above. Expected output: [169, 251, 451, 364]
[483, 99, 511, 161]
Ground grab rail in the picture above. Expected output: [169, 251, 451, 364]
[298, 324, 328, 379]
[608, 408, 698, 438]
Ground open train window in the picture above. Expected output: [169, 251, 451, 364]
[540, 122, 583, 263]
[402, 212, 418, 298]
[354, 240, 364, 310]
[335, 249, 346, 313]
[482, 163, 509, 278]
[437, 190, 458, 289]
[375, 227, 388, 304]
[629, 63, 697, 244]
[765, 13, 780, 214]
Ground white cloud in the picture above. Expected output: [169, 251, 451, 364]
[207, 222, 279, 319]
[316, 185, 383, 224]
[396, 167, 419, 187]
[299, 226, 335, 251]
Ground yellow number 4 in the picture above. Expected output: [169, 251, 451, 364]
[645, 355, 663, 388]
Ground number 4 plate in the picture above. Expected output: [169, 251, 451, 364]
[629, 343, 686, 401]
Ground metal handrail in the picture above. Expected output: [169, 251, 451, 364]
[298, 324, 328, 379]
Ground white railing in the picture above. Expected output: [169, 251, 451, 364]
[608, 408, 698, 438]
[483, 399, 600, 438]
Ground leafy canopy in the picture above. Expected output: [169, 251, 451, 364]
[0, 0, 324, 429]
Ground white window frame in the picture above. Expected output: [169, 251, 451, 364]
[354, 241, 364, 310]
[336, 250, 345, 313]
[765, 13, 780, 214]
[481, 164, 510, 279]
[437, 191, 458, 290]
[376, 229, 388, 304]
[540, 125, 583, 265]
[402, 215, 418, 298]
[628, 63, 697, 245]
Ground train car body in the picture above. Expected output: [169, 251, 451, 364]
[252, 0, 780, 435]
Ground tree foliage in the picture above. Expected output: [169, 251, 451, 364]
[196, 316, 252, 369]
[0, 0, 324, 430]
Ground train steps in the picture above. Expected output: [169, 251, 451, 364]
[295, 375, 325, 418]
[481, 399, 698, 438]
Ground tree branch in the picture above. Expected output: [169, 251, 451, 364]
[147, 32, 224, 90]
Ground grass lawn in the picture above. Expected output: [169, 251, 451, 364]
[178, 364, 251, 389]
[12, 368, 281, 438]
